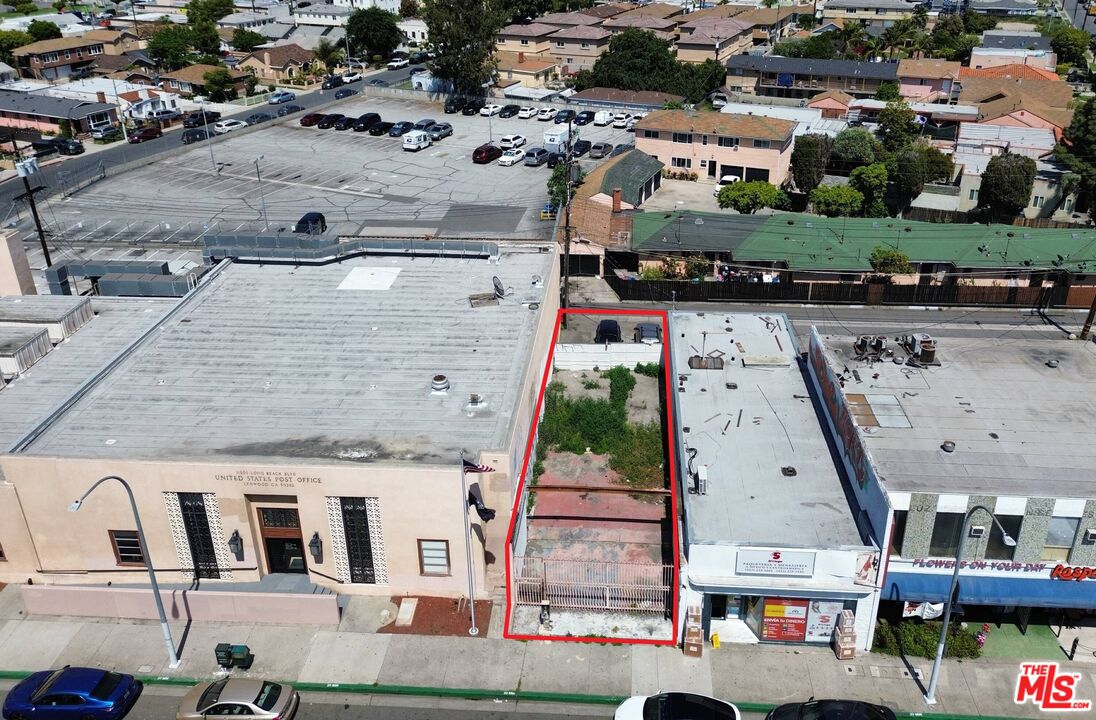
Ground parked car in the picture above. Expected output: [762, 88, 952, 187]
[517, 106, 538, 119]
[386, 57, 410, 70]
[268, 90, 296, 104]
[341, 71, 362, 83]
[90, 125, 120, 140]
[612, 113, 634, 129]
[499, 104, 521, 118]
[498, 148, 524, 166]
[369, 121, 394, 135]
[426, 122, 452, 140]
[499, 134, 526, 149]
[523, 147, 549, 166]
[573, 139, 591, 157]
[626, 118, 639, 131]
[127, 126, 162, 143]
[615, 693, 740, 720]
[47, 137, 85, 155]
[574, 110, 595, 125]
[594, 319, 622, 344]
[181, 128, 209, 144]
[610, 142, 632, 157]
[293, 212, 326, 234]
[321, 75, 344, 89]
[213, 119, 248, 134]
[554, 109, 576, 124]
[480, 103, 502, 116]
[316, 114, 345, 129]
[409, 67, 427, 75]
[388, 121, 415, 136]
[332, 115, 356, 130]
[176, 679, 299, 720]
[593, 110, 613, 126]
[409, 50, 429, 63]
[462, 98, 486, 115]
[766, 700, 895, 720]
[2, 667, 142, 720]
[472, 143, 503, 164]
[443, 96, 466, 114]
[146, 109, 181, 123]
[537, 107, 557, 121]
[403, 130, 431, 151]
[589, 142, 613, 159]
[183, 110, 220, 128]
[245, 112, 272, 125]
[412, 118, 436, 131]
[634, 323, 662, 344]
[352, 112, 381, 131]
[299, 112, 325, 127]
[546, 152, 564, 168]
[334, 87, 358, 99]
[368, 78, 389, 86]
[277, 104, 304, 116]
[713, 175, 740, 197]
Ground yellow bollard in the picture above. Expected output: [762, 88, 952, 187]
[711, 633, 720, 649]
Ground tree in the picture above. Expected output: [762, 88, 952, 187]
[399, 0, 419, 16]
[202, 67, 238, 102]
[506, 0, 551, 24]
[683, 255, 710, 279]
[810, 185, 863, 217]
[716, 181, 788, 214]
[186, 0, 235, 27]
[790, 134, 833, 193]
[27, 20, 62, 42]
[51, 0, 66, 11]
[877, 100, 919, 152]
[547, 161, 583, 208]
[189, 21, 221, 56]
[347, 7, 403, 60]
[423, 0, 504, 94]
[874, 82, 900, 101]
[849, 163, 889, 217]
[893, 146, 927, 204]
[575, 28, 722, 103]
[231, 28, 265, 52]
[868, 246, 913, 275]
[147, 25, 193, 70]
[774, 32, 836, 60]
[979, 151, 1036, 220]
[917, 144, 953, 183]
[832, 127, 880, 167]
[0, 30, 33, 64]
[1051, 26, 1089, 67]
[961, 9, 997, 34]
[312, 38, 344, 71]
[1056, 96, 1096, 195]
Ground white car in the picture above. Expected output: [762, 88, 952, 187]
[499, 134, 526, 149]
[386, 58, 409, 70]
[341, 71, 362, 83]
[498, 148, 524, 166]
[213, 119, 248, 135]
[537, 107, 558, 121]
[713, 174, 741, 196]
[480, 104, 502, 116]
[615, 693, 741, 720]
[612, 113, 634, 128]
[517, 106, 538, 119]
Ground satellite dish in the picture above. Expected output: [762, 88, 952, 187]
[492, 276, 505, 299]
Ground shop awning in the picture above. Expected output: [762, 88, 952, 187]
[883, 572, 1095, 609]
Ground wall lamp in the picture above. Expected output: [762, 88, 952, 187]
[308, 532, 323, 563]
[227, 529, 243, 560]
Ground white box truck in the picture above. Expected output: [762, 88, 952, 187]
[543, 126, 571, 154]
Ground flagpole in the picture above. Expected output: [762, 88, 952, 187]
[460, 451, 479, 636]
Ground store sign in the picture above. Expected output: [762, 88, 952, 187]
[910, 559, 1049, 574]
[1050, 564, 1096, 581]
[760, 597, 808, 642]
[804, 600, 845, 643]
[737, 549, 816, 577]
[215, 469, 324, 489]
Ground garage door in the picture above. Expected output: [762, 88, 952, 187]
[745, 167, 771, 182]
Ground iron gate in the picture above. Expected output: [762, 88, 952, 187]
[340, 497, 377, 584]
[178, 492, 220, 579]
[513, 556, 672, 613]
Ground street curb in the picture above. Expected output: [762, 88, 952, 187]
[0, 670, 1035, 719]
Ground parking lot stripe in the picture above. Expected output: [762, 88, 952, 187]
[172, 165, 385, 199]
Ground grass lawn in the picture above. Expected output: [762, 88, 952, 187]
[0, 8, 53, 18]
[979, 622, 1066, 662]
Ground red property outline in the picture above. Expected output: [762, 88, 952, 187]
[503, 307, 680, 646]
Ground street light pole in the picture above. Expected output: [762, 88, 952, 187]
[482, 82, 493, 142]
[200, 97, 217, 173]
[458, 452, 479, 636]
[254, 155, 269, 230]
[69, 475, 180, 669]
[9, 135, 52, 268]
[924, 504, 1016, 705]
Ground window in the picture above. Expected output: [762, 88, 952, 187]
[642, 129, 659, 139]
[753, 139, 771, 149]
[418, 539, 450, 575]
[520, 39, 529, 46]
[969, 189, 978, 201]
[671, 132, 692, 144]
[1042, 517, 1080, 562]
[929, 512, 965, 557]
[890, 510, 908, 557]
[556, 41, 565, 48]
[846, 7, 855, 12]
[985, 515, 1023, 560]
[109, 530, 145, 566]
[671, 157, 692, 169]
[701, 134, 708, 145]
[580, 42, 590, 49]
[566, 58, 573, 64]
[0, 540, 5, 560]
[42, 52, 58, 63]
[718, 136, 739, 147]
[732, 68, 743, 76]
[699, 159, 707, 167]
[1032, 195, 1045, 208]
[169, 79, 180, 88]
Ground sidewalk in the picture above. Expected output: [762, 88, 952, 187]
[0, 586, 1091, 718]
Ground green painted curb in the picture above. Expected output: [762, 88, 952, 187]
[0, 669, 1035, 720]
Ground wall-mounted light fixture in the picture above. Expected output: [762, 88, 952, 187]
[308, 532, 323, 563]
[228, 529, 243, 560]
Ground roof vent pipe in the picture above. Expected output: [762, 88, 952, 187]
[431, 374, 450, 393]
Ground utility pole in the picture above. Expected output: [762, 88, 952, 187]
[561, 116, 574, 328]
[9, 136, 52, 268]
[254, 155, 269, 231]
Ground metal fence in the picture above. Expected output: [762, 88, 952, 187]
[56, 160, 105, 198]
[513, 556, 673, 613]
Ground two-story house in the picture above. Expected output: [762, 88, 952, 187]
[535, 11, 604, 30]
[736, 5, 803, 45]
[546, 25, 611, 75]
[160, 64, 250, 97]
[676, 18, 753, 64]
[496, 23, 560, 55]
[13, 36, 109, 81]
[896, 58, 960, 102]
[819, 0, 919, 33]
[634, 109, 797, 186]
[726, 56, 898, 99]
[600, 15, 678, 41]
[238, 44, 315, 83]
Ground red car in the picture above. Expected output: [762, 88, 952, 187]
[299, 113, 325, 127]
[128, 127, 162, 143]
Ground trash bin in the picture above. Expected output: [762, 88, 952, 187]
[215, 643, 234, 668]
[230, 644, 254, 670]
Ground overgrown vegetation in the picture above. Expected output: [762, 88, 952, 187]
[634, 362, 661, 378]
[873, 619, 982, 659]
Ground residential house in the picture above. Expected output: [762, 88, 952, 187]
[495, 51, 557, 89]
[0, 13, 88, 38]
[535, 11, 604, 29]
[292, 3, 352, 27]
[846, 97, 978, 136]
[576, 2, 636, 19]
[959, 63, 1060, 81]
[954, 121, 1055, 160]
[960, 77, 1073, 139]
[736, 5, 803, 44]
[676, 18, 753, 64]
[726, 56, 898, 99]
[568, 87, 684, 110]
[217, 11, 282, 29]
[969, 46, 1056, 71]
[119, 87, 181, 120]
[612, 2, 685, 21]
[13, 36, 110, 81]
[331, 0, 400, 12]
[399, 17, 428, 46]
[819, 0, 918, 33]
[979, 30, 1051, 51]
[0, 89, 118, 134]
[600, 15, 678, 41]
[545, 25, 612, 75]
[965, 0, 1041, 15]
[807, 89, 854, 118]
[719, 101, 848, 139]
[0, 62, 15, 83]
[567, 149, 664, 252]
[160, 64, 250, 97]
[896, 58, 960, 102]
[956, 152, 1077, 219]
[682, 5, 751, 23]
[634, 109, 797, 185]
[80, 30, 144, 55]
[238, 44, 315, 83]
[496, 23, 560, 55]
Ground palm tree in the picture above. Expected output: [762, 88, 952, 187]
[837, 23, 867, 59]
[313, 39, 344, 72]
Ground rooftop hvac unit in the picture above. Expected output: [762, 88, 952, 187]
[904, 333, 937, 365]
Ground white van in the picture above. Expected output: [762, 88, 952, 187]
[593, 110, 613, 126]
[402, 130, 431, 152]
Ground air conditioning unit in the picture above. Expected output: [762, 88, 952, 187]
[969, 525, 986, 538]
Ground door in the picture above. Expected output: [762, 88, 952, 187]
[258, 507, 306, 574]
[340, 497, 377, 584]
[708, 161, 717, 178]
[178, 492, 220, 579]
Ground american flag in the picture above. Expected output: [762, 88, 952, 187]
[463, 458, 494, 473]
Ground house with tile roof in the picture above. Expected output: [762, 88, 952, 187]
[497, 22, 560, 54]
[959, 63, 1060, 82]
[495, 51, 558, 89]
[959, 77, 1073, 139]
[160, 64, 250, 97]
[237, 44, 315, 82]
[12, 35, 111, 81]
[820, 0, 918, 33]
[896, 58, 961, 102]
[677, 18, 753, 64]
[546, 25, 612, 75]
[577, 2, 636, 19]
[807, 90, 854, 118]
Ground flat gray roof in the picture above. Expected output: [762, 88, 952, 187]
[816, 333, 1096, 498]
[0, 295, 89, 323]
[0, 298, 176, 451]
[670, 312, 863, 549]
[0, 326, 48, 356]
[20, 247, 554, 463]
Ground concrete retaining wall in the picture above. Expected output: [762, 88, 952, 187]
[552, 343, 662, 370]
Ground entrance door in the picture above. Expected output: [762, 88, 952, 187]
[340, 497, 377, 584]
[178, 492, 220, 579]
[708, 161, 717, 178]
[258, 507, 306, 574]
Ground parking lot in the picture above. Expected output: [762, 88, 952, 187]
[26, 94, 638, 244]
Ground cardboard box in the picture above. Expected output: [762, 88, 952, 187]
[838, 609, 855, 629]
[684, 639, 703, 658]
[834, 643, 856, 660]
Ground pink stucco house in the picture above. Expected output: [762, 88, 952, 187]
[896, 59, 961, 102]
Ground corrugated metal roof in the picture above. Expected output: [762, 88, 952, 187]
[727, 55, 899, 80]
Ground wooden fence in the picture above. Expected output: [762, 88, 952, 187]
[513, 556, 673, 613]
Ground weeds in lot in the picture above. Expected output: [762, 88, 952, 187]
[634, 362, 661, 378]
[873, 619, 982, 659]
[582, 380, 601, 390]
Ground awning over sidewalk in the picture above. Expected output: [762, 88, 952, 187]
[884, 572, 1095, 609]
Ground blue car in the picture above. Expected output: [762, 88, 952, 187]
[2, 667, 142, 720]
